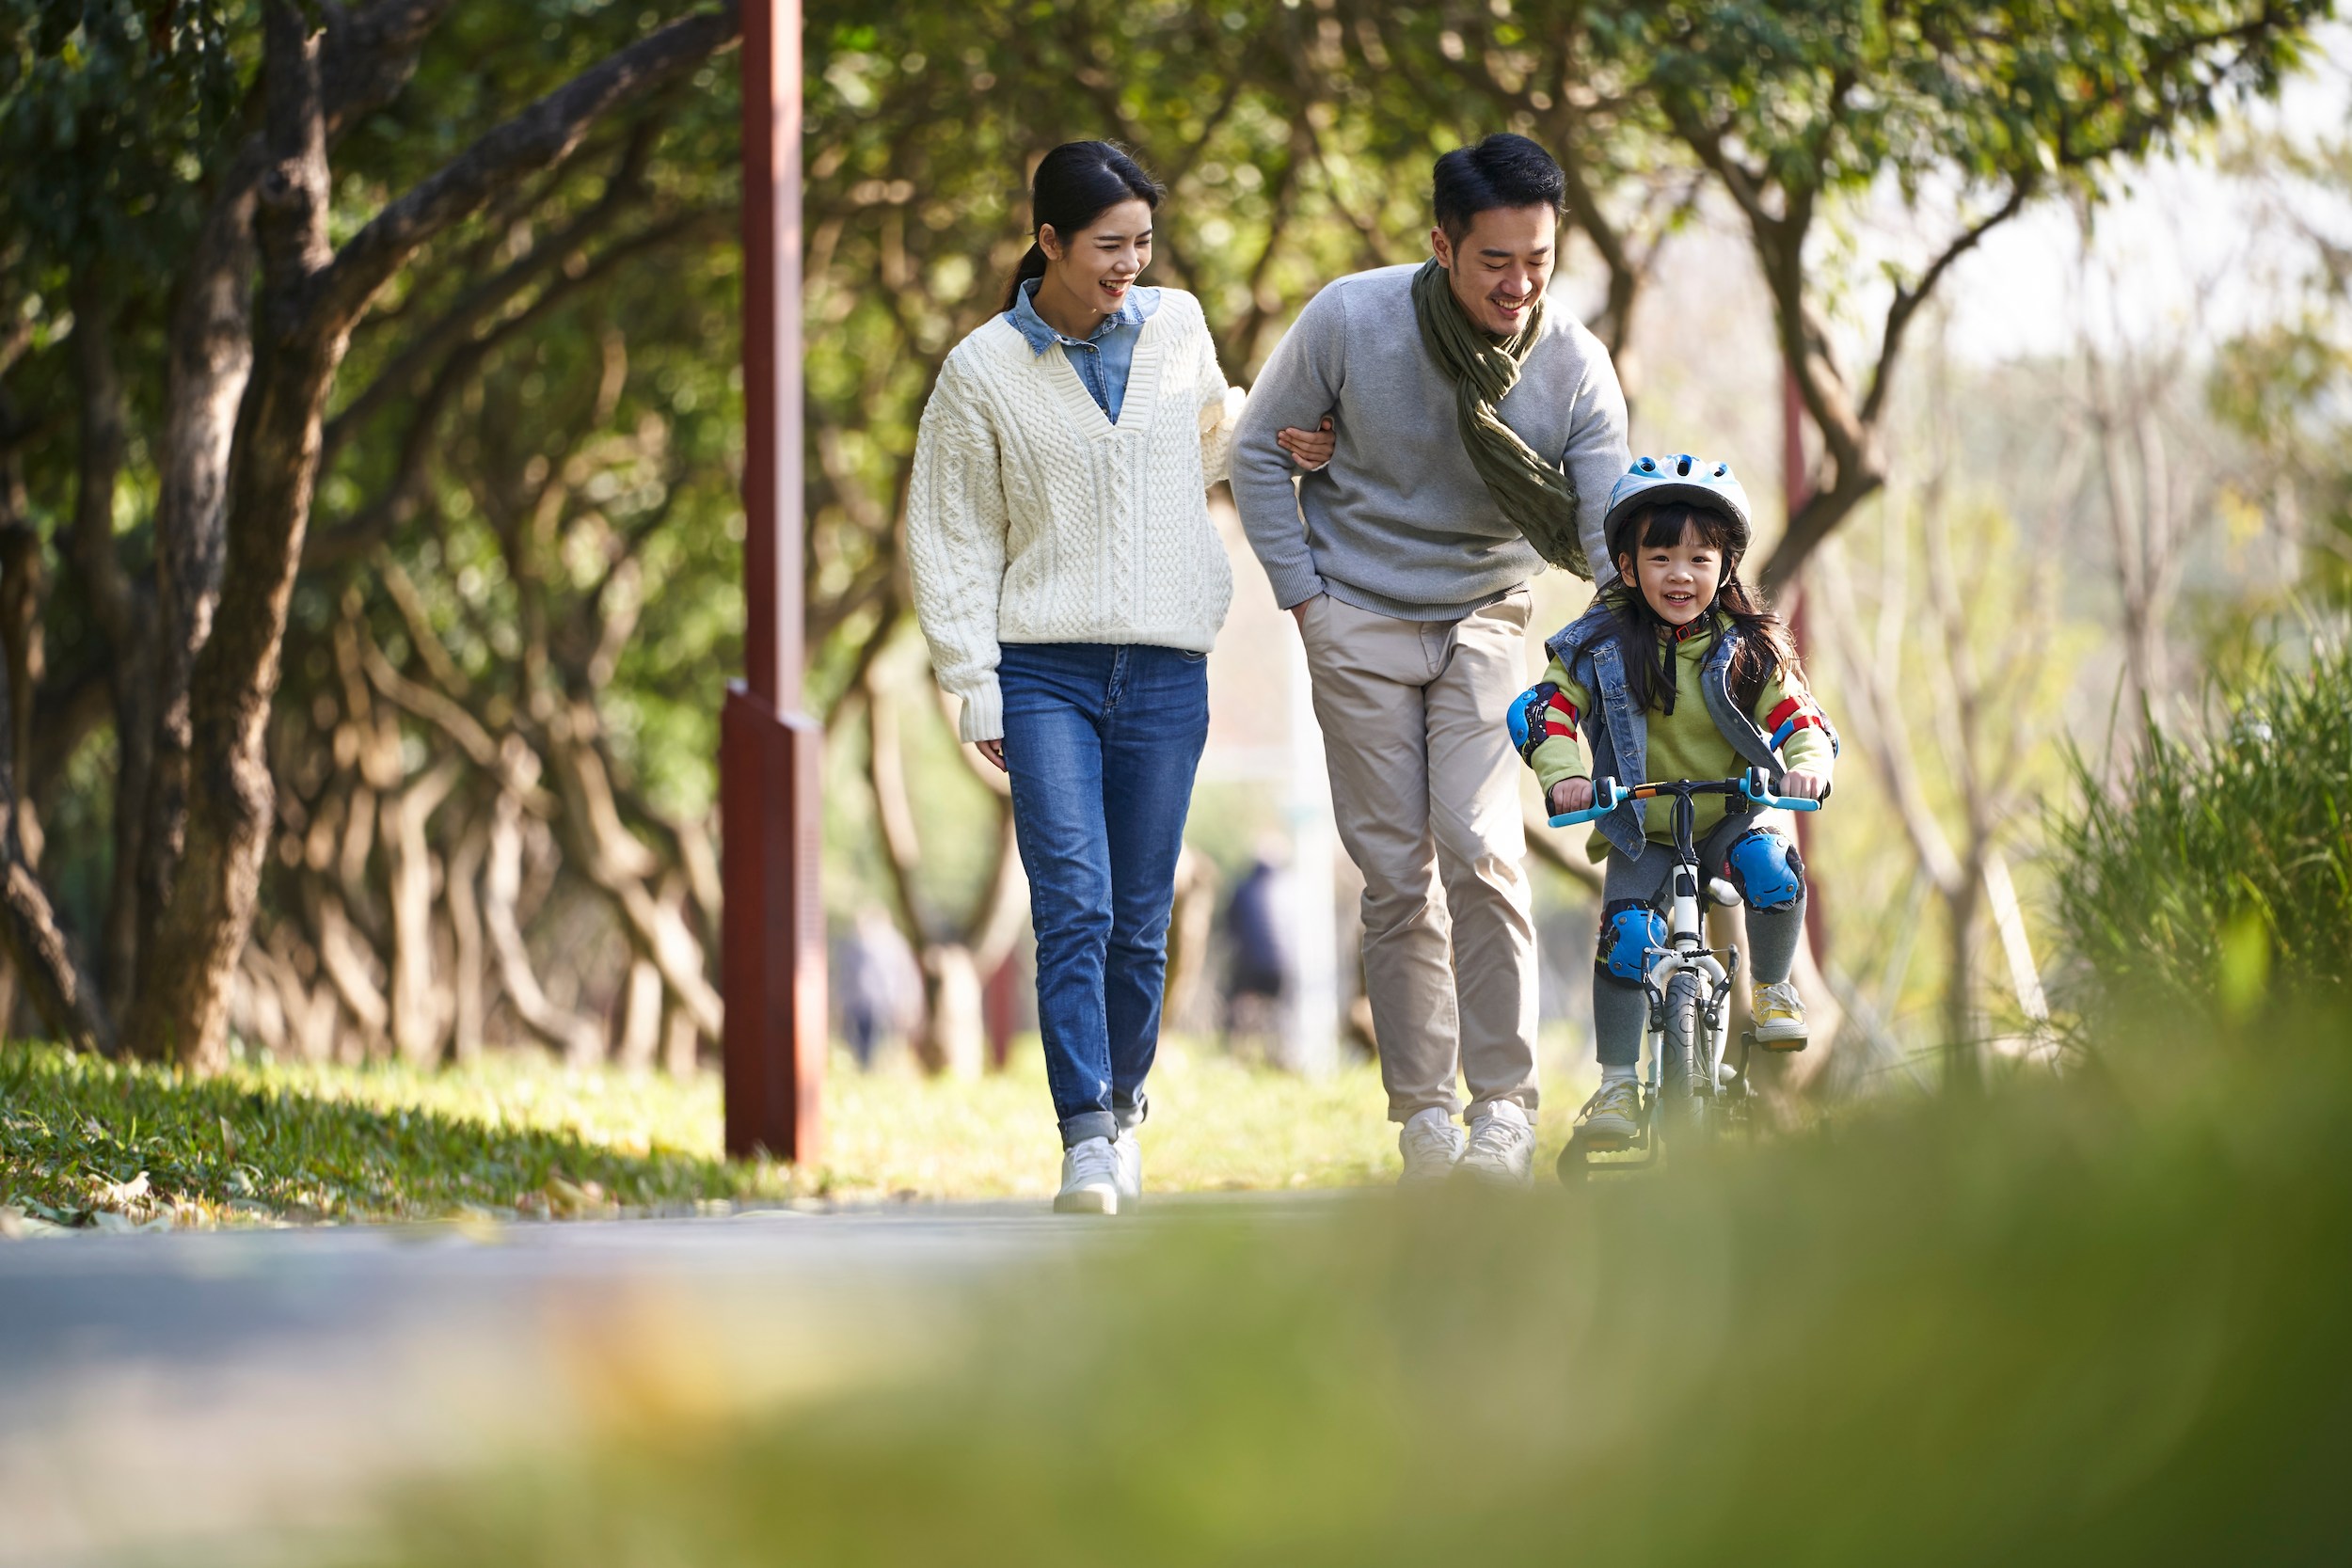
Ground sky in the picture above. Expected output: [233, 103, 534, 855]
[1939, 22, 2352, 363]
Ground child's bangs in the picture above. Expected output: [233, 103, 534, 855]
[1637, 503, 1738, 553]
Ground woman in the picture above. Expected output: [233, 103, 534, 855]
[906, 141, 1330, 1213]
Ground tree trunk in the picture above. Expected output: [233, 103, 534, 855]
[0, 413, 110, 1053]
[616, 955, 662, 1072]
[309, 885, 390, 1058]
[918, 942, 986, 1079]
[383, 757, 459, 1065]
[124, 4, 343, 1067]
[139, 147, 260, 990]
[444, 819, 487, 1064]
[485, 788, 605, 1066]
[1943, 860, 1985, 1096]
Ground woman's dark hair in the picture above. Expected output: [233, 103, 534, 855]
[1000, 140, 1167, 312]
[1431, 134, 1566, 243]
[1597, 503, 1802, 715]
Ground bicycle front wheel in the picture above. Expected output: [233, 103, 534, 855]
[1657, 970, 1708, 1144]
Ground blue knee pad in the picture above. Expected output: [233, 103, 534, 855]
[1724, 827, 1805, 911]
[1596, 900, 1667, 986]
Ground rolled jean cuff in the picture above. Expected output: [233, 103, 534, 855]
[1114, 1092, 1148, 1133]
[1058, 1110, 1119, 1148]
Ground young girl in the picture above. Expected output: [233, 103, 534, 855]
[1509, 455, 1836, 1147]
[905, 141, 1331, 1213]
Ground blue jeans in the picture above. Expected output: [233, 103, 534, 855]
[998, 643, 1209, 1148]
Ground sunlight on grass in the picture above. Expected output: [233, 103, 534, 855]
[0, 1036, 1438, 1227]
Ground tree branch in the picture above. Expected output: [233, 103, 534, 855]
[311, 2, 739, 334]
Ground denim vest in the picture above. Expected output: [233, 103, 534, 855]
[1544, 601, 1786, 862]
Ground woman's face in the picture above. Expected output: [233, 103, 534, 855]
[1039, 198, 1154, 320]
[1619, 516, 1724, 628]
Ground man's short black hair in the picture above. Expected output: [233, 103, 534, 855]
[1431, 134, 1566, 243]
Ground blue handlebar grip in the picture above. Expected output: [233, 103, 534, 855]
[1740, 773, 1823, 813]
[1546, 778, 1621, 829]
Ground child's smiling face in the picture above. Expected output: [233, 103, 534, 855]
[1618, 515, 1724, 628]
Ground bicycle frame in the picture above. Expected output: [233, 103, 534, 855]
[1551, 770, 1822, 1162]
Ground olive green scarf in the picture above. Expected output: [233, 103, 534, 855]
[1409, 257, 1589, 579]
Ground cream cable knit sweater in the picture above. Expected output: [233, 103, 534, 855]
[906, 288, 1244, 742]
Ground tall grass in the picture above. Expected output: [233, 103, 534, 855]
[2048, 637, 2352, 1029]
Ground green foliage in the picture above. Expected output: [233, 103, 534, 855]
[345, 1008, 2352, 1564]
[2208, 133, 2352, 605]
[2049, 638, 2352, 1030]
[0, 0, 249, 269]
[1632, 0, 2325, 200]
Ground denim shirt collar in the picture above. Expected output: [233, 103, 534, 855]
[1007, 277, 1148, 356]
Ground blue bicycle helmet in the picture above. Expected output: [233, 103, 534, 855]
[1601, 454, 1752, 568]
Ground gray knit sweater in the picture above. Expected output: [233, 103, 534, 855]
[1231, 263, 1630, 619]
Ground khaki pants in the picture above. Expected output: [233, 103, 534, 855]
[1299, 590, 1539, 1122]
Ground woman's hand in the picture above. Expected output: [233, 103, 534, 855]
[1548, 776, 1594, 816]
[1778, 769, 1828, 801]
[1277, 416, 1335, 470]
[976, 739, 1007, 772]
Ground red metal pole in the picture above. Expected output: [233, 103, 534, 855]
[1781, 369, 1830, 968]
[723, 0, 823, 1164]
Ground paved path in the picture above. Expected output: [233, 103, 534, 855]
[0, 1195, 1353, 1567]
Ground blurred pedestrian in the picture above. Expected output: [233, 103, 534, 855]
[1221, 852, 1294, 1045]
[840, 911, 921, 1069]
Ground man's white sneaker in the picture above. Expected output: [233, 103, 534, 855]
[1054, 1136, 1120, 1214]
[1397, 1107, 1465, 1187]
[1112, 1130, 1142, 1208]
[1457, 1101, 1535, 1189]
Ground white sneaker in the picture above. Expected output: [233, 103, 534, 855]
[1457, 1101, 1535, 1189]
[1111, 1131, 1142, 1208]
[1397, 1107, 1465, 1187]
[1054, 1137, 1120, 1214]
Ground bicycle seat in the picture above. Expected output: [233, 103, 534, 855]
[1707, 878, 1739, 907]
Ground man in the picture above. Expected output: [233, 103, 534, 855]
[1230, 134, 1629, 1188]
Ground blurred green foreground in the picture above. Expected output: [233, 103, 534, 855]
[347, 1010, 2352, 1567]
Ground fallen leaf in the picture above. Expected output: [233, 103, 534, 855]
[92, 1171, 151, 1210]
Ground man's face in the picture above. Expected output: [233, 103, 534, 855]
[1431, 204, 1556, 337]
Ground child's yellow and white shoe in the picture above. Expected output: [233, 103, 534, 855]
[1751, 979, 1808, 1051]
[1571, 1079, 1644, 1148]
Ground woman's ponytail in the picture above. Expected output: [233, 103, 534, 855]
[997, 141, 1167, 316]
[1000, 241, 1051, 313]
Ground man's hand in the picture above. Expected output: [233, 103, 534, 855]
[1276, 416, 1335, 470]
[1548, 776, 1594, 816]
[1288, 594, 1324, 633]
[1778, 768, 1828, 800]
[976, 739, 1007, 771]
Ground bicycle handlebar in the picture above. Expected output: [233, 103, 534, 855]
[1546, 769, 1824, 829]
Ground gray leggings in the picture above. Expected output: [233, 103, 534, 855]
[1591, 815, 1804, 1070]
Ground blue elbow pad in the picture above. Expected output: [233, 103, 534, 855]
[1507, 682, 1580, 768]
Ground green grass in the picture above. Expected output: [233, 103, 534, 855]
[335, 1007, 2352, 1566]
[0, 1036, 1449, 1227]
[2049, 636, 2352, 1030]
